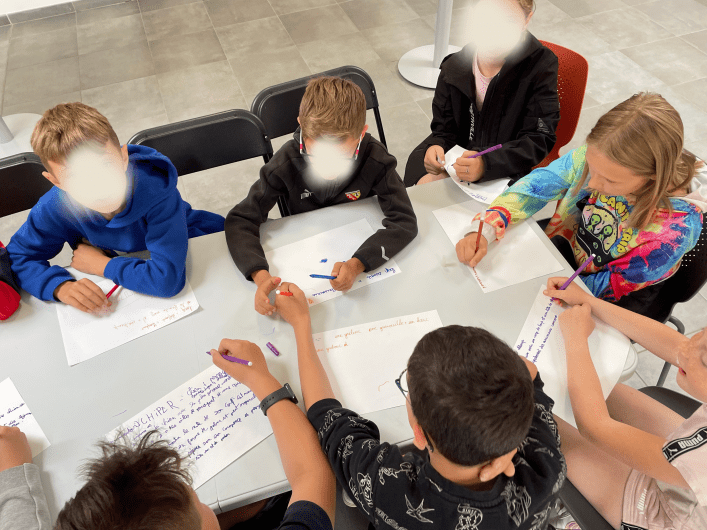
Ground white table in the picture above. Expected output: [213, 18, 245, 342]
[0, 178, 577, 519]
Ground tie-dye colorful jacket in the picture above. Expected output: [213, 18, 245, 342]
[477, 146, 703, 302]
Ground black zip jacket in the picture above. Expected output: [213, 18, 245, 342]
[404, 32, 560, 186]
[225, 130, 418, 281]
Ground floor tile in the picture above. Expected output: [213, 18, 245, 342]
[81, 75, 165, 126]
[157, 60, 244, 120]
[73, 0, 131, 11]
[621, 37, 707, 86]
[583, 51, 666, 105]
[3, 56, 80, 107]
[634, 0, 707, 36]
[0, 210, 31, 248]
[149, 29, 226, 74]
[422, 6, 477, 48]
[0, 42, 8, 70]
[671, 290, 707, 335]
[622, 370, 647, 390]
[180, 159, 261, 213]
[369, 100, 431, 171]
[268, 0, 337, 16]
[229, 45, 312, 97]
[7, 27, 78, 70]
[362, 18, 435, 64]
[75, 1, 140, 25]
[530, 16, 614, 57]
[416, 96, 434, 121]
[700, 284, 707, 299]
[548, 0, 628, 18]
[385, 60, 435, 101]
[1, 91, 82, 117]
[684, 132, 707, 160]
[0, 26, 10, 45]
[576, 7, 672, 49]
[142, 2, 213, 41]
[77, 13, 145, 56]
[203, 0, 276, 27]
[166, 95, 246, 123]
[339, 0, 418, 31]
[78, 41, 154, 90]
[404, 0, 437, 17]
[216, 16, 294, 59]
[8, 3, 75, 24]
[297, 32, 381, 73]
[560, 100, 620, 155]
[681, 29, 707, 54]
[138, 0, 200, 11]
[280, 5, 358, 45]
[9, 13, 76, 40]
[671, 78, 707, 113]
[112, 111, 170, 144]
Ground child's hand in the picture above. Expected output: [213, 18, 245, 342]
[210, 339, 270, 390]
[544, 277, 592, 307]
[559, 304, 595, 343]
[423, 145, 445, 175]
[0, 426, 32, 473]
[455, 232, 488, 267]
[253, 272, 280, 316]
[453, 151, 484, 182]
[274, 283, 311, 329]
[330, 258, 365, 292]
[54, 279, 111, 313]
[71, 242, 111, 276]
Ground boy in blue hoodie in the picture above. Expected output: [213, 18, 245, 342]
[7, 103, 224, 314]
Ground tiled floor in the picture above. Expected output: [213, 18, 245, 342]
[0, 0, 706, 393]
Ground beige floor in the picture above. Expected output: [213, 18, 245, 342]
[1, 0, 706, 394]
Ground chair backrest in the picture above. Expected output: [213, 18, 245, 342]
[128, 109, 273, 175]
[0, 152, 52, 218]
[250, 65, 387, 147]
[534, 41, 589, 169]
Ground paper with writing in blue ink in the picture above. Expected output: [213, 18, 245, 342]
[106, 365, 272, 489]
[514, 287, 630, 426]
[265, 219, 401, 306]
[313, 310, 442, 414]
[0, 378, 51, 457]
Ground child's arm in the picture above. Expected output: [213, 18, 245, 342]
[428, 73, 462, 153]
[559, 304, 690, 488]
[546, 278, 688, 366]
[210, 340, 336, 525]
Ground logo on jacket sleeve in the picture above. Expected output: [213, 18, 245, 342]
[345, 190, 361, 201]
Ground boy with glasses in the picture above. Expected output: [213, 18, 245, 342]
[273, 280, 566, 530]
[225, 77, 417, 316]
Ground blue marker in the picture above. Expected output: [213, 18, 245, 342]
[310, 274, 336, 280]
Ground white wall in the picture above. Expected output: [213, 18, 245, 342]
[4, 0, 70, 16]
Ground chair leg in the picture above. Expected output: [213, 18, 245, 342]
[276, 196, 290, 218]
[373, 108, 387, 148]
[667, 316, 685, 335]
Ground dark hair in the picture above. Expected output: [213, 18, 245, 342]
[55, 431, 202, 530]
[407, 326, 534, 466]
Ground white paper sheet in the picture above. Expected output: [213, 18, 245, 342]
[313, 311, 443, 414]
[0, 378, 51, 458]
[107, 365, 273, 490]
[265, 219, 401, 305]
[444, 145, 510, 204]
[433, 200, 564, 292]
[57, 277, 199, 366]
[515, 287, 631, 426]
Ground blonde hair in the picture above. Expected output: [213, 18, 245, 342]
[299, 76, 366, 141]
[517, 0, 535, 16]
[30, 102, 120, 169]
[573, 93, 696, 229]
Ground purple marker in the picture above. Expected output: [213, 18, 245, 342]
[467, 144, 502, 159]
[266, 342, 281, 356]
[551, 254, 596, 302]
[205, 350, 252, 366]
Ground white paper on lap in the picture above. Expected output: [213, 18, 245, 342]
[433, 200, 564, 292]
[56, 273, 199, 366]
[514, 287, 631, 426]
[313, 310, 443, 414]
[0, 378, 51, 457]
[444, 145, 510, 204]
[106, 365, 273, 490]
[265, 219, 400, 306]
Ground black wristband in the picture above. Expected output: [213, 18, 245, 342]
[259, 383, 298, 416]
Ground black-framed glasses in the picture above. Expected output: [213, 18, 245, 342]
[395, 368, 408, 398]
[299, 131, 362, 161]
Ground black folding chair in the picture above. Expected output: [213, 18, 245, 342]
[0, 152, 52, 218]
[250, 65, 387, 147]
[559, 387, 702, 530]
[127, 109, 288, 218]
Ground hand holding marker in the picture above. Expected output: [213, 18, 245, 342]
[206, 350, 252, 366]
[551, 254, 596, 302]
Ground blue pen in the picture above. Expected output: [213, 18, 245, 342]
[310, 274, 336, 280]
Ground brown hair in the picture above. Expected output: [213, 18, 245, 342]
[517, 0, 535, 17]
[30, 102, 120, 169]
[407, 326, 534, 466]
[573, 93, 696, 229]
[299, 76, 367, 141]
[55, 431, 202, 530]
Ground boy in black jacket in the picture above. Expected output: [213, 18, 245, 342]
[226, 77, 417, 316]
[273, 281, 567, 530]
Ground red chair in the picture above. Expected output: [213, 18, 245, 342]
[534, 41, 588, 168]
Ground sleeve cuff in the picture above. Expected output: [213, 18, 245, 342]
[43, 274, 74, 302]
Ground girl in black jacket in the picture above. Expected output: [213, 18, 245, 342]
[405, 0, 560, 187]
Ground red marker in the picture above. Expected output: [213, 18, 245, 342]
[106, 284, 119, 299]
[474, 218, 485, 254]
[276, 290, 293, 297]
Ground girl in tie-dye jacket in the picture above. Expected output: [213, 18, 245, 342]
[460, 93, 704, 304]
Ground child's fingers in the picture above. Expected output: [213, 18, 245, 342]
[469, 247, 486, 268]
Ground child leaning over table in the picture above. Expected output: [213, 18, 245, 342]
[7, 103, 224, 314]
[272, 281, 566, 530]
[225, 76, 418, 317]
[545, 278, 707, 530]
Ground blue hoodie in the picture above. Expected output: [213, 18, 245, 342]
[7, 145, 224, 301]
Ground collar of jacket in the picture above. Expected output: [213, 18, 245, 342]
[439, 31, 545, 97]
